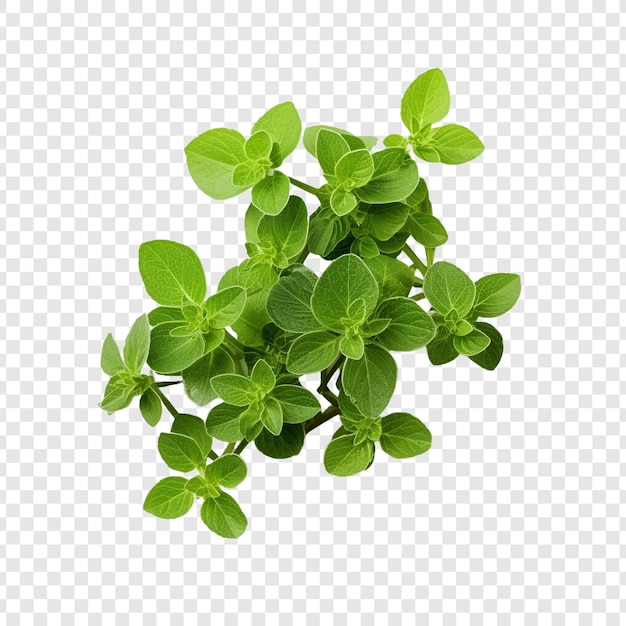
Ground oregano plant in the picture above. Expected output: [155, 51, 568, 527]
[100, 69, 521, 538]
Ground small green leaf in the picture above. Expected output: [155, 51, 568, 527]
[453, 327, 491, 356]
[255, 423, 306, 459]
[185, 475, 209, 498]
[260, 396, 283, 435]
[405, 212, 448, 248]
[211, 374, 258, 406]
[421, 124, 485, 164]
[355, 150, 419, 204]
[139, 240, 207, 307]
[101, 333, 126, 376]
[245, 203, 265, 244]
[468, 322, 504, 370]
[252, 102, 302, 165]
[200, 492, 248, 538]
[330, 187, 358, 216]
[286, 331, 340, 375]
[204, 286, 247, 328]
[401, 68, 450, 134]
[339, 334, 365, 360]
[206, 403, 244, 443]
[231, 289, 272, 348]
[334, 149, 374, 187]
[250, 359, 276, 394]
[245, 130, 272, 160]
[147, 306, 185, 325]
[350, 237, 379, 259]
[171, 413, 213, 458]
[232, 161, 265, 187]
[473, 273, 521, 318]
[324, 434, 375, 477]
[206, 454, 247, 488]
[307, 207, 351, 257]
[270, 384, 321, 424]
[251, 170, 290, 216]
[341, 344, 397, 418]
[257, 195, 309, 260]
[311, 254, 379, 333]
[359, 202, 410, 241]
[99, 374, 136, 413]
[423, 261, 475, 318]
[139, 387, 162, 427]
[123, 314, 150, 374]
[380, 412, 432, 458]
[316, 129, 351, 176]
[374, 297, 436, 351]
[147, 322, 205, 374]
[157, 432, 205, 472]
[383, 134, 407, 148]
[363, 255, 414, 300]
[426, 326, 459, 365]
[182, 347, 235, 406]
[143, 477, 194, 519]
[304, 125, 375, 156]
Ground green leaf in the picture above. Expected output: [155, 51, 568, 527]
[157, 432, 205, 472]
[171, 413, 213, 458]
[260, 396, 283, 435]
[255, 423, 305, 458]
[363, 255, 414, 300]
[423, 261, 475, 318]
[307, 207, 351, 257]
[468, 322, 504, 370]
[206, 454, 247, 488]
[454, 318, 474, 336]
[231, 289, 272, 348]
[350, 236, 379, 259]
[405, 212, 448, 248]
[316, 129, 351, 176]
[270, 384, 321, 424]
[251, 170, 290, 216]
[143, 477, 194, 519]
[147, 322, 205, 374]
[339, 333, 365, 360]
[359, 202, 409, 241]
[400, 68, 450, 133]
[147, 306, 185, 325]
[375, 297, 436, 351]
[200, 492, 248, 538]
[232, 161, 266, 187]
[245, 130, 272, 160]
[324, 434, 375, 477]
[286, 331, 340, 375]
[182, 347, 235, 406]
[185, 475, 210, 498]
[266, 265, 324, 333]
[123, 314, 150, 374]
[426, 326, 459, 365]
[303, 125, 375, 157]
[139, 387, 162, 427]
[245, 203, 264, 244]
[204, 286, 247, 328]
[375, 231, 410, 255]
[404, 177, 429, 208]
[383, 133, 407, 148]
[472, 273, 521, 318]
[311, 254, 379, 333]
[453, 327, 491, 356]
[238, 404, 264, 441]
[257, 195, 308, 260]
[250, 359, 276, 394]
[99, 374, 136, 413]
[206, 403, 244, 442]
[379, 412, 432, 458]
[334, 149, 374, 187]
[341, 344, 397, 418]
[101, 333, 126, 376]
[252, 102, 302, 165]
[185, 128, 250, 199]
[330, 187, 358, 216]
[421, 124, 485, 165]
[139, 240, 207, 307]
[211, 374, 257, 406]
[355, 151, 419, 204]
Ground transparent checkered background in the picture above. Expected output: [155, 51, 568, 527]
[1, 2, 624, 624]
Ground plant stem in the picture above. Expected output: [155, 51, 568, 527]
[403, 244, 428, 275]
[294, 244, 310, 264]
[413, 277, 423, 287]
[234, 440, 250, 455]
[223, 442, 235, 455]
[305, 405, 340, 434]
[208, 451, 219, 460]
[156, 380, 182, 388]
[223, 331, 245, 354]
[151, 383, 178, 419]
[289, 177, 319, 196]
[411, 293, 426, 302]
[425, 247, 435, 267]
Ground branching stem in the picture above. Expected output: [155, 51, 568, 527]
[403, 244, 428, 275]
[289, 177, 320, 196]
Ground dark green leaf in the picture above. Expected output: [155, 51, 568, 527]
[200, 492, 248, 538]
[324, 434, 375, 476]
[350, 236, 379, 259]
[380, 412, 432, 458]
[375, 297, 436, 351]
[307, 208, 351, 257]
[426, 326, 459, 365]
[260, 396, 283, 435]
[139, 387, 162, 427]
[158, 432, 205, 472]
[143, 477, 194, 519]
[468, 322, 504, 370]
[359, 202, 410, 241]
[255, 423, 306, 459]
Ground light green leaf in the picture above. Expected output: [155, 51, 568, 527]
[147, 322, 205, 374]
[252, 102, 302, 165]
[334, 149, 374, 187]
[286, 331, 340, 375]
[355, 151, 419, 204]
[311, 254, 379, 333]
[157, 432, 205, 472]
[400, 68, 450, 133]
[255, 423, 305, 459]
[238, 404, 264, 441]
[307, 207, 351, 257]
[185, 475, 210, 498]
[270, 384, 321, 424]
[404, 177, 429, 208]
[454, 318, 474, 336]
[453, 327, 491, 356]
[245, 203, 264, 244]
[339, 333, 365, 360]
[143, 477, 194, 519]
[266, 265, 324, 333]
[206, 403, 244, 442]
[324, 434, 375, 477]
[405, 212, 448, 248]
[251, 170, 290, 216]
[211, 374, 257, 406]
[330, 187, 358, 216]
[147, 306, 185, 326]
[185, 128, 250, 199]
[123, 314, 150, 374]
[341, 344, 397, 418]
[206, 454, 247, 488]
[363, 255, 414, 300]
[250, 359, 276, 394]
[260, 396, 283, 435]
[182, 347, 235, 406]
[200, 492, 248, 538]
[204, 286, 247, 328]
[171, 413, 213, 458]
[375, 297, 436, 351]
[426, 326, 459, 365]
[245, 130, 272, 160]
[232, 161, 266, 187]
[380, 412, 432, 458]
[360, 202, 410, 241]
[303, 125, 374, 157]
[316, 129, 351, 176]
[139, 240, 207, 307]
[99, 374, 136, 413]
[423, 261, 475, 318]
[422, 124, 485, 164]
[468, 322, 504, 370]
[231, 289, 272, 348]
[257, 195, 308, 260]
[383, 133, 407, 148]
[101, 333, 126, 376]
[473, 273, 521, 318]
[139, 387, 162, 427]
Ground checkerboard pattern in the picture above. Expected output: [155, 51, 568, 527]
[1, 2, 625, 623]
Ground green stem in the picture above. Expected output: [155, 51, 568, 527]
[294, 244, 310, 264]
[318, 355, 345, 393]
[321, 389, 339, 407]
[223, 442, 235, 455]
[289, 177, 319, 196]
[234, 440, 250, 455]
[403, 244, 427, 275]
[411, 293, 426, 302]
[425, 247, 435, 267]
[151, 383, 178, 419]
[413, 277, 423, 287]
[223, 330, 245, 354]
[208, 451, 218, 461]
[305, 405, 340, 434]
[156, 380, 182, 388]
